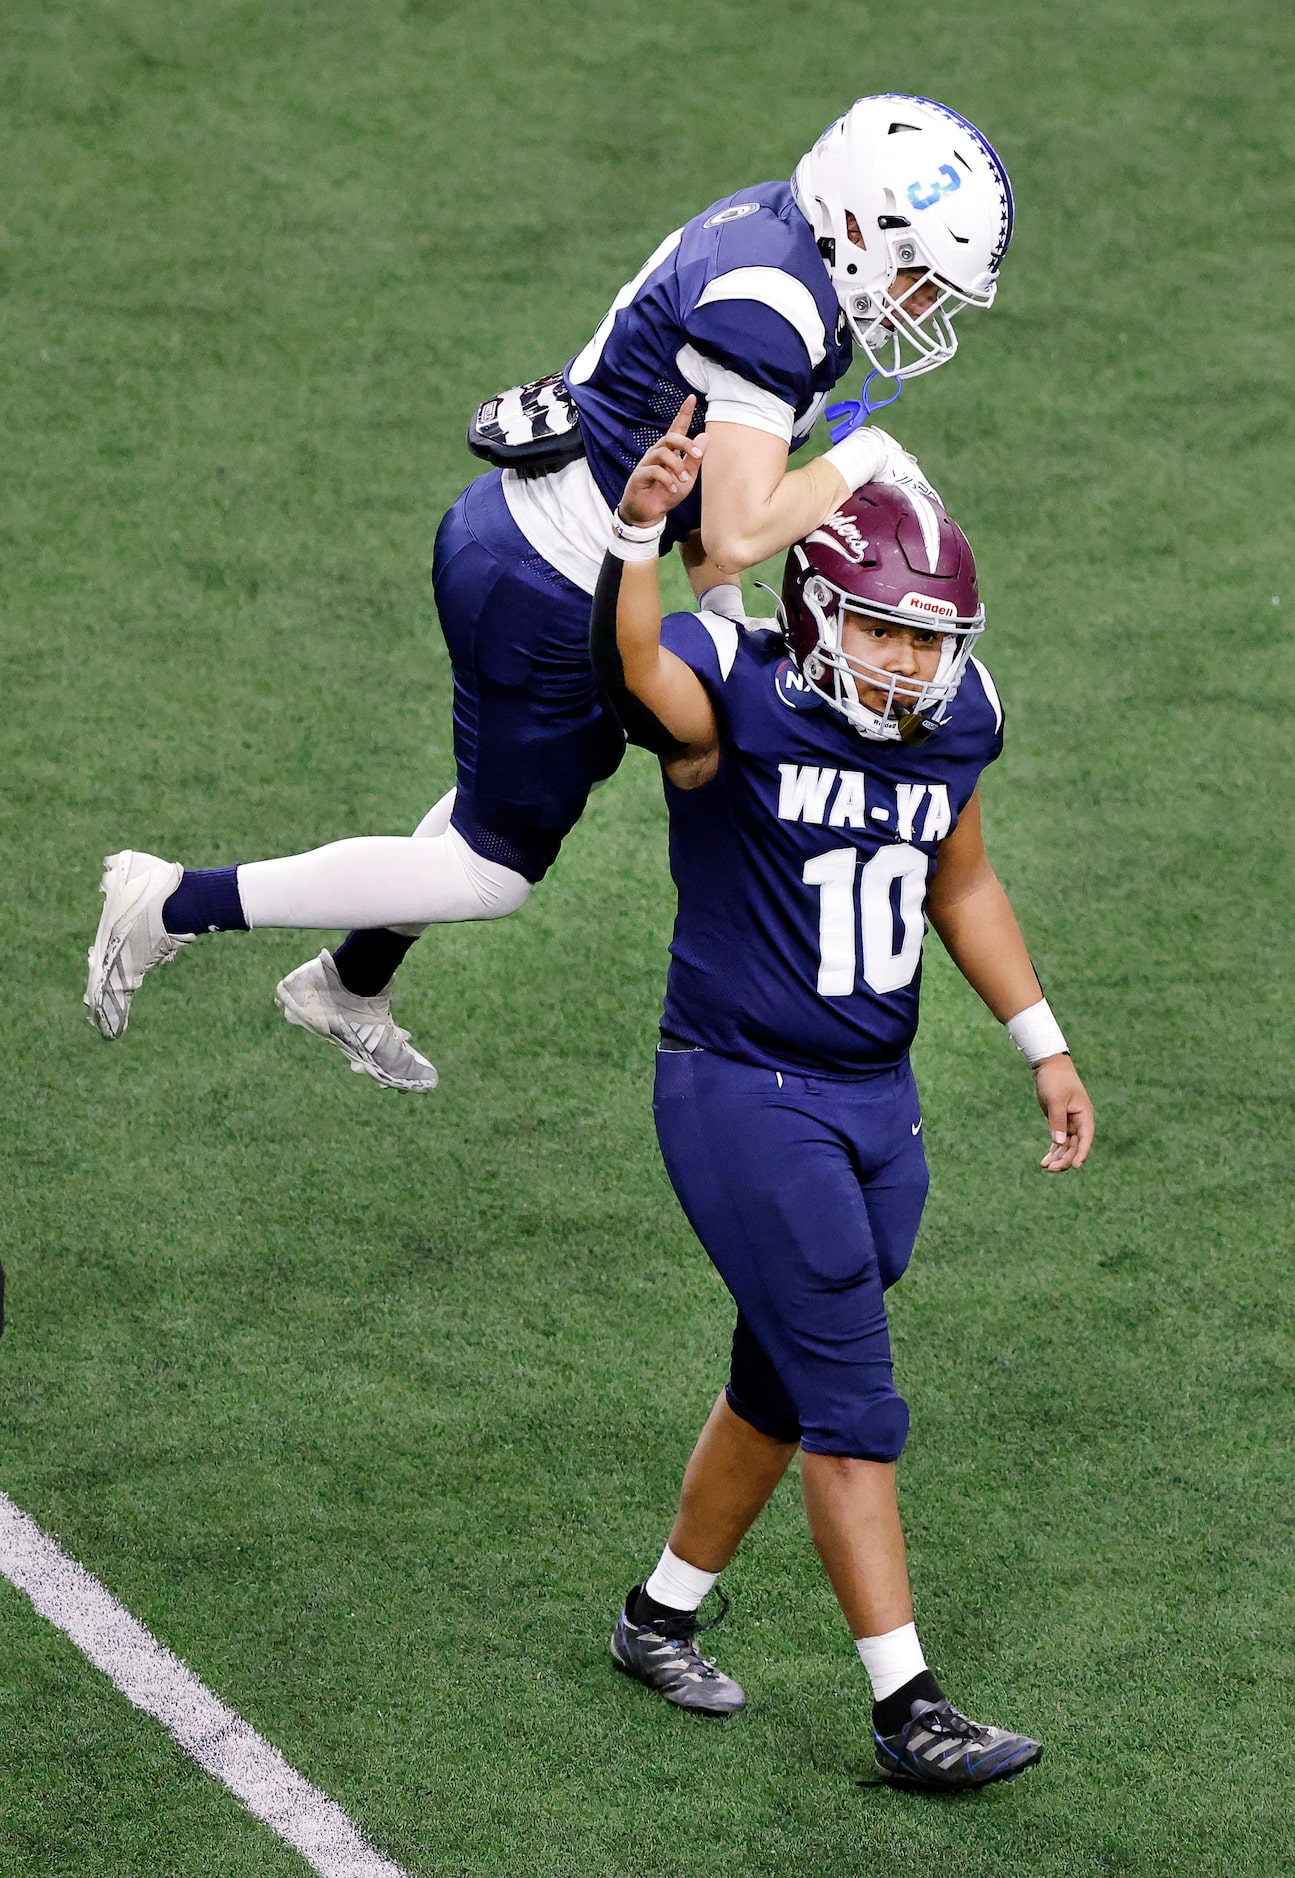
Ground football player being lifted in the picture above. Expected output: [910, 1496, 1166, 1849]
[593, 404, 1094, 1786]
[86, 98, 1016, 1085]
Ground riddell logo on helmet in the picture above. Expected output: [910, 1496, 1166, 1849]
[898, 591, 958, 620]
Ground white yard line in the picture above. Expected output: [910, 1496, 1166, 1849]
[0, 1491, 410, 1878]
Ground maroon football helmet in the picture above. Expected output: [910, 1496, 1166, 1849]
[780, 481, 984, 743]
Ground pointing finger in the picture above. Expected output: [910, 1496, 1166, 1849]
[670, 393, 698, 436]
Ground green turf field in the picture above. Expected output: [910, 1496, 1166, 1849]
[2, 0, 1293, 1871]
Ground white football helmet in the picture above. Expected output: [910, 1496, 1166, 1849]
[792, 95, 1014, 379]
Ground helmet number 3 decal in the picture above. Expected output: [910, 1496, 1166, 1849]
[907, 165, 962, 211]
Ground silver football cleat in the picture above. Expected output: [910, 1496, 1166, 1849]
[874, 1696, 1043, 1789]
[85, 849, 190, 1039]
[610, 1591, 746, 1717]
[274, 950, 438, 1092]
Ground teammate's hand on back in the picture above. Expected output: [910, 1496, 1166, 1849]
[619, 397, 708, 527]
[1033, 1057, 1095, 1172]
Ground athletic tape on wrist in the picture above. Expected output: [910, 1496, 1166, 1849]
[609, 510, 666, 562]
[822, 426, 886, 494]
[1005, 998, 1069, 1065]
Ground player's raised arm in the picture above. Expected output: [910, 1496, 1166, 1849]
[927, 788, 1095, 1172]
[590, 399, 721, 783]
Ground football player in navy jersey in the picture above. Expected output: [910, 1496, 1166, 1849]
[590, 405, 1093, 1789]
[86, 98, 1016, 1089]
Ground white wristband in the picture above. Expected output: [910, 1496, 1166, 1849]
[822, 426, 887, 494]
[1005, 998, 1069, 1066]
[609, 510, 666, 563]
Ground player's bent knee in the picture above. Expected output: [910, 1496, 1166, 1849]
[446, 824, 532, 921]
[465, 857, 531, 921]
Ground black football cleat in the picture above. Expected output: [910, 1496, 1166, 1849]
[874, 1696, 1042, 1790]
[610, 1587, 745, 1717]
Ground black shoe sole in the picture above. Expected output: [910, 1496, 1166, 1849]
[878, 1744, 1043, 1793]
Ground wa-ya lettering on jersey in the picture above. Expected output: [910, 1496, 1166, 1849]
[659, 613, 1005, 1076]
[565, 182, 853, 551]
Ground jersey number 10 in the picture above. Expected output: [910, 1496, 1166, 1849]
[803, 844, 929, 998]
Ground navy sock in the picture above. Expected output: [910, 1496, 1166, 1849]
[332, 927, 419, 997]
[162, 866, 248, 935]
[872, 1669, 945, 1737]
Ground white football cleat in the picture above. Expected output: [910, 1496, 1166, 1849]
[274, 950, 438, 1092]
[85, 849, 191, 1039]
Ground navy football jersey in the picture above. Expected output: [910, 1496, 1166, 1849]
[565, 182, 852, 550]
[658, 613, 1005, 1075]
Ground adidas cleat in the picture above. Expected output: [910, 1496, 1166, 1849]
[275, 950, 438, 1092]
[874, 1697, 1042, 1790]
[610, 1588, 745, 1717]
[85, 850, 190, 1039]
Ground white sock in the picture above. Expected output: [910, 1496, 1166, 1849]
[643, 1545, 719, 1613]
[236, 821, 530, 931]
[855, 1622, 927, 1702]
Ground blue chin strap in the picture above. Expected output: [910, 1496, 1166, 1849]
[825, 369, 902, 443]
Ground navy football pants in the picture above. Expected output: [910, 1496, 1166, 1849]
[432, 470, 625, 881]
[653, 1047, 928, 1462]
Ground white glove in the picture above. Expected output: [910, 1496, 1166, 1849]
[822, 424, 942, 507]
[697, 582, 745, 622]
